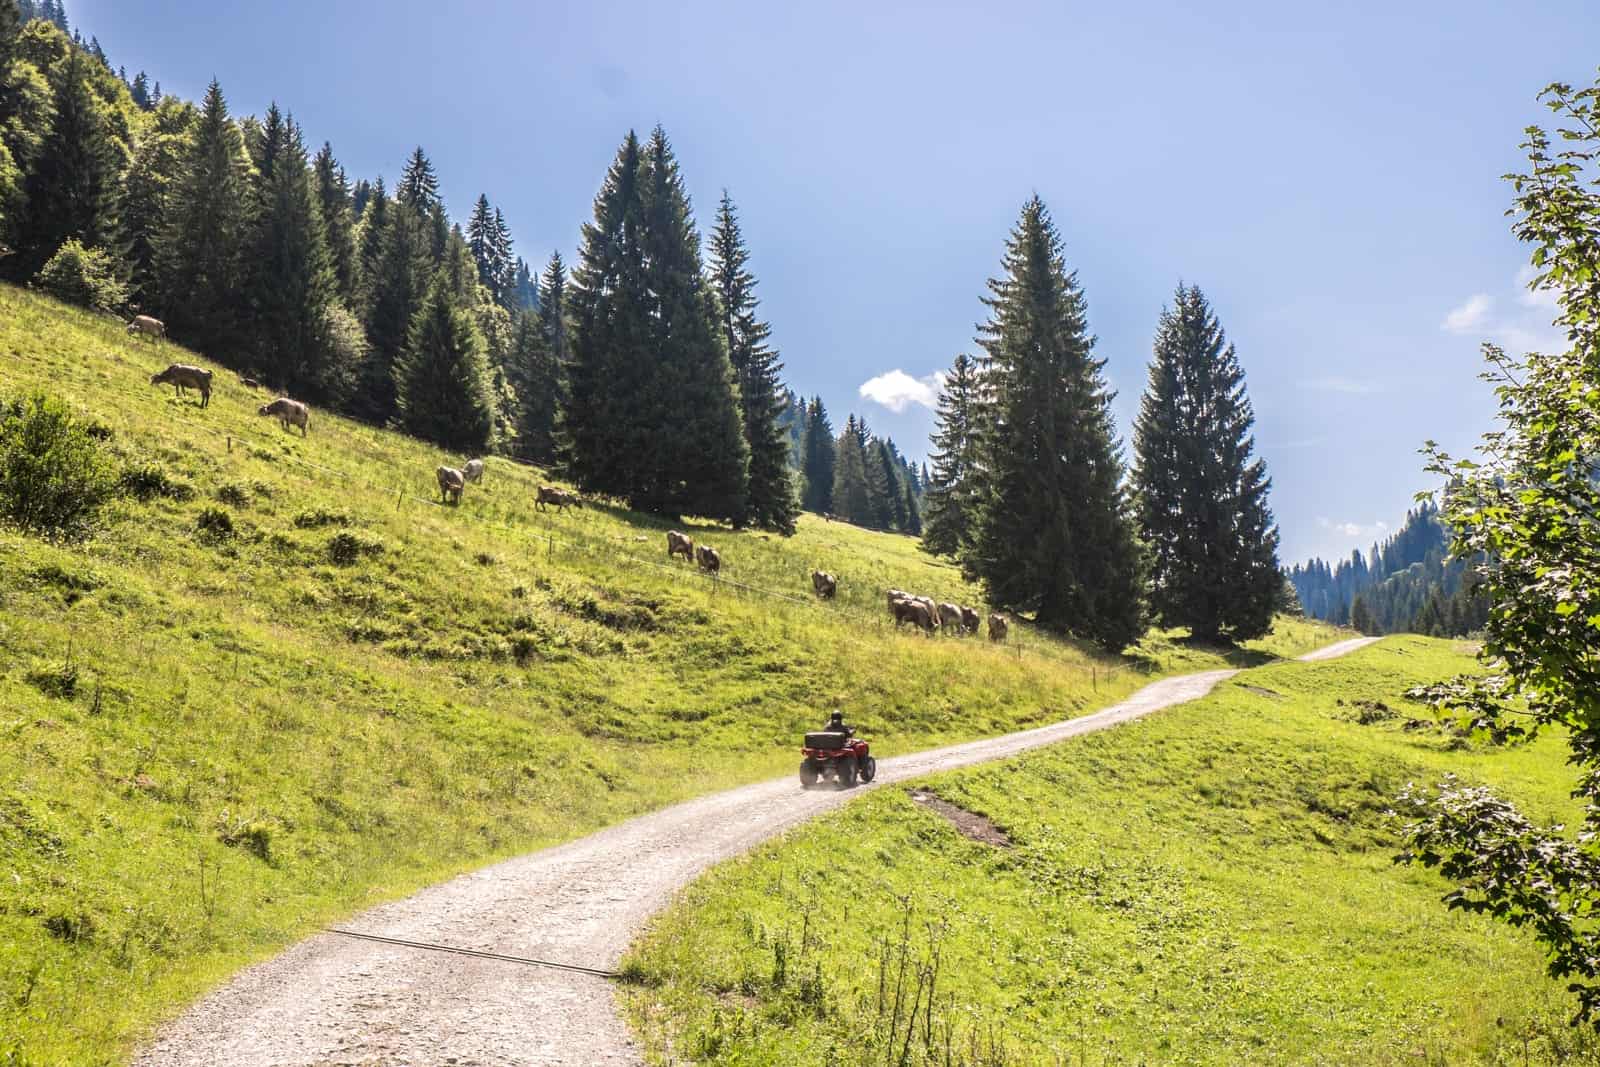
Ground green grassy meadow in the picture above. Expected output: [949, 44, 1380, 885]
[623, 637, 1597, 1066]
[0, 285, 1348, 1065]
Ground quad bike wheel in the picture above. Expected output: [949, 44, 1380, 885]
[836, 755, 858, 789]
[799, 759, 820, 789]
[859, 755, 877, 783]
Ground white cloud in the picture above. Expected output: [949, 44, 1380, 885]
[858, 369, 943, 413]
[1317, 517, 1390, 540]
[1298, 376, 1381, 395]
[1515, 264, 1560, 310]
[1442, 293, 1492, 334]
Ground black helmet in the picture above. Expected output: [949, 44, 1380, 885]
[828, 710, 844, 726]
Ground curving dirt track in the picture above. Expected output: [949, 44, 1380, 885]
[134, 637, 1379, 1066]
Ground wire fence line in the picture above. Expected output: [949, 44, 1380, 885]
[154, 406, 1147, 688]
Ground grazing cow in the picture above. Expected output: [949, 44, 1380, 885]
[437, 466, 465, 505]
[258, 397, 310, 437]
[149, 363, 212, 408]
[535, 484, 581, 512]
[126, 315, 166, 342]
[960, 606, 981, 634]
[812, 570, 837, 599]
[886, 589, 909, 614]
[938, 602, 964, 633]
[238, 375, 262, 389]
[892, 598, 936, 635]
[463, 458, 485, 484]
[988, 612, 1009, 643]
[667, 530, 694, 562]
[696, 544, 721, 574]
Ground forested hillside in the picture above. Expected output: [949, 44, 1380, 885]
[1287, 501, 1489, 637]
[0, 0, 930, 537]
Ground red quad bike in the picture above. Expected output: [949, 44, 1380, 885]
[799, 731, 877, 789]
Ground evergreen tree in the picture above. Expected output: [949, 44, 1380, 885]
[966, 196, 1145, 650]
[356, 198, 429, 423]
[709, 190, 797, 533]
[467, 194, 501, 301]
[118, 96, 194, 305]
[510, 255, 538, 309]
[1349, 594, 1375, 635]
[921, 351, 982, 556]
[13, 48, 119, 278]
[508, 306, 559, 464]
[801, 397, 837, 514]
[634, 127, 747, 518]
[312, 142, 356, 301]
[155, 78, 247, 356]
[243, 113, 339, 399]
[567, 130, 650, 496]
[872, 438, 902, 530]
[351, 177, 372, 218]
[902, 476, 922, 536]
[395, 273, 493, 452]
[567, 128, 747, 519]
[396, 145, 439, 211]
[1132, 283, 1281, 641]
[831, 415, 873, 526]
[129, 69, 152, 110]
[491, 206, 514, 304]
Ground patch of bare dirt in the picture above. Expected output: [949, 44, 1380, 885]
[908, 790, 1012, 847]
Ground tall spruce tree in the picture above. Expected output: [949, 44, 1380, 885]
[832, 414, 873, 525]
[356, 198, 429, 424]
[395, 273, 493, 452]
[243, 113, 338, 399]
[467, 194, 503, 302]
[156, 78, 247, 356]
[872, 438, 903, 530]
[967, 196, 1145, 649]
[922, 352, 982, 556]
[508, 306, 559, 464]
[635, 127, 747, 518]
[119, 96, 194, 305]
[800, 396, 836, 514]
[312, 142, 356, 301]
[1131, 284, 1280, 641]
[567, 131, 650, 496]
[396, 145, 439, 211]
[567, 128, 747, 519]
[14, 47, 119, 278]
[709, 190, 796, 533]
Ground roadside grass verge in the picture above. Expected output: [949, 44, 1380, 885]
[0, 284, 1345, 1065]
[622, 637, 1599, 1066]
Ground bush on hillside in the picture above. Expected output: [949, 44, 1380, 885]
[32, 239, 129, 315]
[118, 462, 195, 502]
[0, 393, 118, 539]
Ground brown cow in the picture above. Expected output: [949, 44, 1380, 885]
[536, 485, 581, 512]
[437, 466, 465, 505]
[812, 570, 837, 599]
[150, 363, 212, 408]
[259, 397, 309, 437]
[937, 602, 964, 633]
[886, 589, 909, 614]
[893, 598, 936, 635]
[960, 606, 981, 634]
[667, 530, 694, 562]
[696, 544, 721, 574]
[126, 314, 166, 342]
[988, 612, 1009, 643]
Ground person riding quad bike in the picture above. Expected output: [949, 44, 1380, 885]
[800, 711, 874, 788]
[824, 709, 854, 737]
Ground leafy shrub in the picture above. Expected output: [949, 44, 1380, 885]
[32, 239, 129, 315]
[195, 506, 234, 542]
[0, 393, 118, 538]
[292, 507, 349, 529]
[214, 482, 251, 507]
[326, 530, 384, 565]
[118, 462, 195, 502]
[25, 659, 78, 699]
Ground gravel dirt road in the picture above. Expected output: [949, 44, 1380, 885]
[134, 637, 1379, 1066]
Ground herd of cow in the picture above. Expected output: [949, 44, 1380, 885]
[134, 318, 1012, 642]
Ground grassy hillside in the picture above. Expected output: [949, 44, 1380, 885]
[0, 285, 1345, 1066]
[623, 638, 1597, 1066]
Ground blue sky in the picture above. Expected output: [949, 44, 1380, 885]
[77, 0, 1595, 562]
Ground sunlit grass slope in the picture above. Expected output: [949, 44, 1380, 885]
[0, 284, 1345, 1065]
[624, 637, 1596, 1066]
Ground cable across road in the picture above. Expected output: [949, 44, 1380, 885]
[323, 927, 621, 980]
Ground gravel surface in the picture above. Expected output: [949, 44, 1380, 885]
[134, 637, 1379, 1066]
